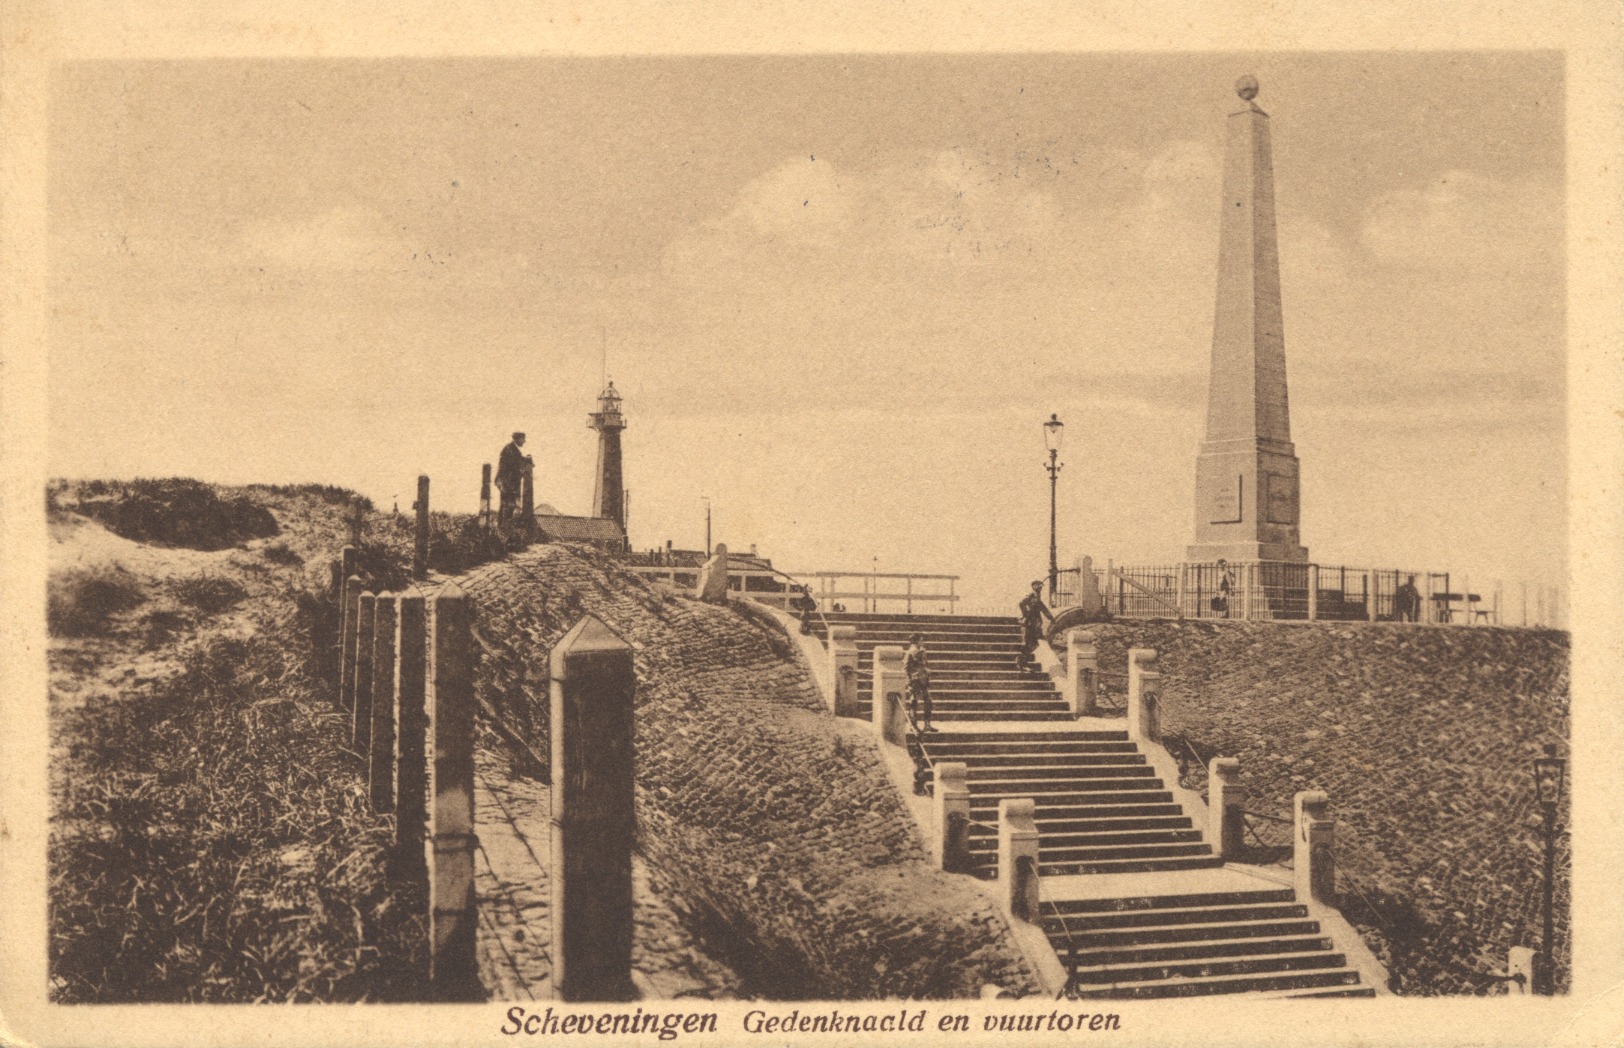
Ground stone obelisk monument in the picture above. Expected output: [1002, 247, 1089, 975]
[588, 380, 627, 538]
[1187, 76, 1308, 564]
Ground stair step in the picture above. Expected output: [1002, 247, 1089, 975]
[967, 829, 1204, 850]
[1279, 986, 1377, 998]
[1050, 934, 1334, 969]
[1044, 888, 1296, 914]
[1050, 918, 1321, 948]
[967, 778, 1164, 795]
[963, 763, 1151, 779]
[969, 791, 1177, 809]
[1064, 967, 1362, 1000]
[932, 730, 1128, 743]
[1043, 902, 1309, 931]
[961, 851, 1221, 877]
[976, 842, 1214, 863]
[1021, 815, 1194, 834]
[925, 742, 1141, 758]
[939, 753, 1147, 769]
[1065, 950, 1348, 988]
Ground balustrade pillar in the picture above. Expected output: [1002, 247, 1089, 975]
[997, 798, 1040, 923]
[870, 645, 907, 745]
[1294, 790, 1336, 904]
[829, 625, 860, 718]
[1207, 757, 1246, 858]
[1066, 629, 1098, 717]
[932, 762, 971, 873]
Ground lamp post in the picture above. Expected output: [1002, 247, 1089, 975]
[1532, 742, 1566, 995]
[1043, 414, 1065, 603]
[702, 497, 711, 558]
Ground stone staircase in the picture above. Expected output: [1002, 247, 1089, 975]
[814, 612, 1072, 722]
[1042, 888, 1374, 998]
[927, 729, 1223, 878]
[806, 608, 1378, 1000]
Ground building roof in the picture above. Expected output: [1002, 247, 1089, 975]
[535, 514, 626, 544]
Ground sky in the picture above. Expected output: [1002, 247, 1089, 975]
[46, 52, 1565, 608]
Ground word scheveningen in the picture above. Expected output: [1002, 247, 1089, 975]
[501, 1007, 717, 1040]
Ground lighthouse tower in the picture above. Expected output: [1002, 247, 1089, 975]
[1187, 76, 1309, 565]
[588, 381, 627, 540]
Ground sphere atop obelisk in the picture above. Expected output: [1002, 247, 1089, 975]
[1235, 75, 1259, 101]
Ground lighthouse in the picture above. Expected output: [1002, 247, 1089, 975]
[588, 381, 627, 542]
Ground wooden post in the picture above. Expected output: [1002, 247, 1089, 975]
[549, 615, 637, 1002]
[933, 762, 971, 873]
[479, 464, 493, 529]
[339, 574, 363, 711]
[427, 583, 479, 998]
[352, 593, 375, 752]
[414, 475, 430, 581]
[519, 462, 535, 540]
[395, 588, 429, 878]
[1208, 757, 1247, 858]
[369, 594, 400, 812]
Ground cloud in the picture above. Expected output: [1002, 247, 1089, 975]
[240, 207, 417, 271]
[1359, 171, 1561, 272]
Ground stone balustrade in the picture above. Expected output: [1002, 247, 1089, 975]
[1065, 628, 1098, 717]
[870, 645, 908, 745]
[932, 762, 971, 873]
[997, 798, 1040, 923]
[1294, 789, 1336, 904]
[1207, 756, 1247, 858]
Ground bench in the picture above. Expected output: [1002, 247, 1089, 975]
[1431, 592, 1491, 624]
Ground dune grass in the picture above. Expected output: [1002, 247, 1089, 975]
[49, 590, 429, 1003]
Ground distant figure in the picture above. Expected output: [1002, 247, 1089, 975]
[696, 543, 730, 603]
[1213, 559, 1235, 618]
[1017, 581, 1053, 671]
[495, 432, 532, 527]
[904, 632, 937, 732]
[792, 585, 819, 634]
[1396, 575, 1422, 623]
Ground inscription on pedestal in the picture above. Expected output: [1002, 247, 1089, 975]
[1211, 474, 1243, 524]
[1264, 472, 1297, 525]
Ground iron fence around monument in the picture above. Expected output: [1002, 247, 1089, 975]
[1047, 561, 1562, 627]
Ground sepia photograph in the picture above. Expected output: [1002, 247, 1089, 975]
[4, 2, 1622, 1046]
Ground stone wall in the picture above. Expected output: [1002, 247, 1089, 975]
[457, 545, 1040, 999]
[1087, 619, 1570, 995]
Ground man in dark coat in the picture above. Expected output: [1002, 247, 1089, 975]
[1017, 581, 1053, 671]
[495, 432, 531, 527]
[1396, 575, 1422, 622]
[904, 633, 937, 732]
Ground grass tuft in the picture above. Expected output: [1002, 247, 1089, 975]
[48, 568, 147, 637]
[171, 575, 249, 615]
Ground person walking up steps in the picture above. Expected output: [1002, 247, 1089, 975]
[904, 633, 937, 732]
[1017, 581, 1053, 672]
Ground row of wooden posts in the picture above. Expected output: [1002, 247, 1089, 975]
[332, 542, 477, 998]
[330, 537, 640, 1001]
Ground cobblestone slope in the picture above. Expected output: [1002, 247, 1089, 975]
[457, 545, 1041, 999]
[1085, 619, 1569, 995]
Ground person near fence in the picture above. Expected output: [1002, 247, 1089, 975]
[904, 633, 937, 732]
[1212, 559, 1235, 618]
[1396, 575, 1422, 623]
[792, 585, 818, 635]
[495, 432, 532, 527]
[1017, 581, 1053, 671]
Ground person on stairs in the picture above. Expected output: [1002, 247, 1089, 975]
[904, 633, 938, 732]
[1017, 580, 1053, 672]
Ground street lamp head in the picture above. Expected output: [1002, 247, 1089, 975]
[1043, 413, 1065, 453]
[1533, 742, 1566, 811]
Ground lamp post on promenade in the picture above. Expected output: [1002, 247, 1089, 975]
[1532, 742, 1566, 995]
[1043, 414, 1065, 603]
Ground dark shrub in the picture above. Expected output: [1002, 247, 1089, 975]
[171, 576, 248, 615]
[48, 569, 147, 637]
[79, 479, 279, 551]
[260, 543, 304, 567]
